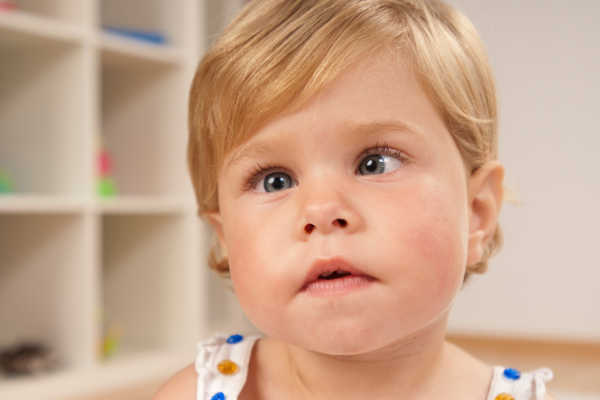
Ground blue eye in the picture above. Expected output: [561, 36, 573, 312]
[358, 154, 403, 175]
[262, 172, 294, 192]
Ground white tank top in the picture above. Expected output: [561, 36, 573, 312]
[195, 334, 553, 400]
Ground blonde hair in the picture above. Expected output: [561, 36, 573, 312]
[188, 0, 502, 281]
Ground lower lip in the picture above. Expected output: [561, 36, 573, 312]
[301, 275, 373, 296]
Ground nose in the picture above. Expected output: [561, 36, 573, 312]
[296, 179, 362, 238]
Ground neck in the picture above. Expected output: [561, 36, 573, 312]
[282, 313, 453, 400]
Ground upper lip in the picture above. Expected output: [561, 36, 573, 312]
[301, 256, 371, 288]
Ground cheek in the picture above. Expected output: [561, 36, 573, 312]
[224, 204, 293, 320]
[376, 175, 468, 297]
[411, 183, 467, 269]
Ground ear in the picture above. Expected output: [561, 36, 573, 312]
[467, 160, 505, 266]
[204, 210, 228, 254]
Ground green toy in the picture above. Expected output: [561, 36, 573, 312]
[0, 167, 15, 194]
[97, 307, 124, 360]
[98, 176, 118, 197]
[101, 323, 123, 359]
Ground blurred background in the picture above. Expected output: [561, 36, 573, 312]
[0, 0, 597, 399]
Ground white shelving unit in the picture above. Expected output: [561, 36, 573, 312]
[0, 1, 217, 399]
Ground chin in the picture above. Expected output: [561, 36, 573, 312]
[304, 330, 393, 356]
[268, 315, 394, 356]
[313, 340, 379, 356]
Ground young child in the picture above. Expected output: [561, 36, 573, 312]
[155, 1, 555, 399]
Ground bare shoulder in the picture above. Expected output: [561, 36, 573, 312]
[544, 393, 559, 400]
[151, 363, 197, 400]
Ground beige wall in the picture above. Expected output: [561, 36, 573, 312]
[447, 0, 600, 342]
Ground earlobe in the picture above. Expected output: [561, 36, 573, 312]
[204, 210, 228, 254]
[466, 160, 504, 266]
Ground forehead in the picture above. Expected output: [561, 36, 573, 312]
[222, 53, 448, 170]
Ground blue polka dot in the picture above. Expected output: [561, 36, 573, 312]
[211, 392, 225, 400]
[503, 368, 521, 380]
[226, 334, 244, 344]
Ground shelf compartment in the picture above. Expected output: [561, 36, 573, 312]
[101, 214, 189, 359]
[100, 0, 184, 47]
[0, 350, 190, 400]
[100, 54, 188, 198]
[0, 214, 88, 373]
[0, 36, 86, 196]
[7, 0, 83, 25]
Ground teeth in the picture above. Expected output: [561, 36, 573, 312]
[319, 270, 351, 279]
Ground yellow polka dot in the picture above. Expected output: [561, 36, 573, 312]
[495, 394, 514, 400]
[217, 359, 238, 375]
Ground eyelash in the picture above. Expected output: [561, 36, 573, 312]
[242, 143, 408, 191]
[359, 142, 408, 166]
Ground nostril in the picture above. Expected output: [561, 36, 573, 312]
[305, 224, 315, 233]
[336, 219, 347, 227]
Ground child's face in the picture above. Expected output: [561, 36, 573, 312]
[208, 55, 479, 355]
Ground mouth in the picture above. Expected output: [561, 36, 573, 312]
[301, 257, 375, 296]
[318, 270, 352, 280]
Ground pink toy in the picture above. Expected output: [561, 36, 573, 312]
[98, 150, 112, 177]
[0, 1, 16, 11]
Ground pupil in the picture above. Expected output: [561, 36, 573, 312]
[359, 155, 386, 175]
[264, 173, 292, 192]
[271, 176, 285, 189]
[366, 158, 378, 172]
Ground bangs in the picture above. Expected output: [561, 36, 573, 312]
[189, 0, 410, 186]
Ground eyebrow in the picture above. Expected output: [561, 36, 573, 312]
[225, 120, 425, 171]
[343, 120, 426, 142]
[225, 137, 286, 171]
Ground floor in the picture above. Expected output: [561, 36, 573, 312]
[72, 336, 600, 400]
[448, 335, 600, 395]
